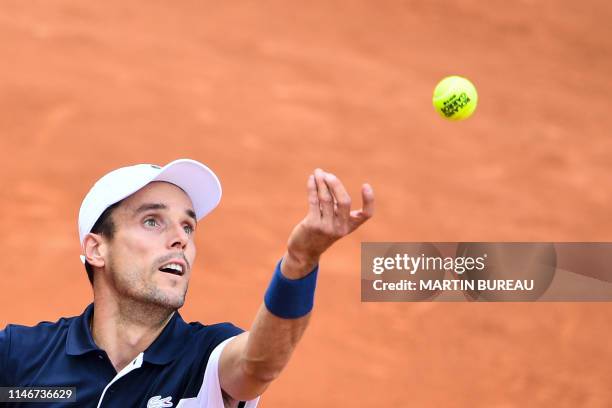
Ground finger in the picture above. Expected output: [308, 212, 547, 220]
[323, 173, 351, 225]
[314, 168, 334, 219]
[349, 183, 375, 230]
[306, 174, 320, 219]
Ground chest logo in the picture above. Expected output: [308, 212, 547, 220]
[147, 395, 173, 408]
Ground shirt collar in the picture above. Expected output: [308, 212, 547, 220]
[66, 303, 100, 356]
[142, 310, 192, 365]
[65, 303, 192, 365]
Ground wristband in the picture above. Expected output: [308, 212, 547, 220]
[264, 258, 319, 319]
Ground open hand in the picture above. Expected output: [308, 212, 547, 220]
[282, 168, 375, 278]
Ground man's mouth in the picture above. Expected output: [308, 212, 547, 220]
[158, 262, 185, 276]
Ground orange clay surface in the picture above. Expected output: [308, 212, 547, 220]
[1, 1, 612, 407]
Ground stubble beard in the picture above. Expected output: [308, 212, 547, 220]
[109, 258, 188, 320]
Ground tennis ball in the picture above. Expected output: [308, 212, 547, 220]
[432, 76, 478, 121]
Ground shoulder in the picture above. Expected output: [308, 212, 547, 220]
[187, 321, 244, 351]
[0, 325, 9, 384]
[189, 322, 244, 339]
[174, 320, 244, 368]
[168, 322, 248, 404]
[0, 316, 77, 384]
[4, 316, 74, 349]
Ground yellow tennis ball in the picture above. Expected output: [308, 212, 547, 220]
[432, 76, 478, 121]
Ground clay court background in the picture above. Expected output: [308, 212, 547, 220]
[2, 1, 612, 406]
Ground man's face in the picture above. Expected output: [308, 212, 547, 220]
[102, 181, 198, 310]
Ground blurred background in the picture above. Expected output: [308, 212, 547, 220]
[1, 1, 611, 406]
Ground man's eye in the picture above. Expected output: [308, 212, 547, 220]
[183, 225, 194, 235]
[144, 218, 158, 227]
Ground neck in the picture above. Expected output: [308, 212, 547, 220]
[91, 295, 175, 373]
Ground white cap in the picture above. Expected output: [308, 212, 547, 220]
[78, 159, 222, 259]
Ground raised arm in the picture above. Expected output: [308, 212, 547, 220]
[219, 168, 375, 402]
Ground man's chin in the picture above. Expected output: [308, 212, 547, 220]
[153, 280, 188, 306]
[138, 288, 186, 310]
[154, 293, 186, 310]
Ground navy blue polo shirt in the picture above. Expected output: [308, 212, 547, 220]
[0, 304, 246, 407]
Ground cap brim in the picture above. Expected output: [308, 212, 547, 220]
[153, 159, 222, 221]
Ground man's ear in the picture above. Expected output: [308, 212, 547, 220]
[83, 233, 106, 268]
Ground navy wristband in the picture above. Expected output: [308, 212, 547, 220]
[264, 258, 319, 319]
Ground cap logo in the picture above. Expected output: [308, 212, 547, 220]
[151, 165, 161, 169]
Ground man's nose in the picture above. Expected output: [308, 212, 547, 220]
[167, 223, 188, 249]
